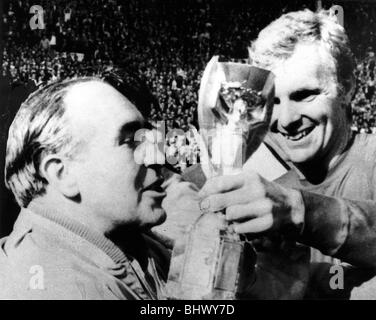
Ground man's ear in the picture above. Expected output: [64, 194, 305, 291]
[343, 76, 356, 105]
[339, 77, 355, 121]
[39, 155, 79, 198]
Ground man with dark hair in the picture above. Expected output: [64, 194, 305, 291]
[0, 75, 171, 299]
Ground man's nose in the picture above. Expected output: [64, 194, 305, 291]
[273, 101, 301, 131]
[142, 140, 166, 167]
[141, 144, 166, 184]
[134, 127, 166, 166]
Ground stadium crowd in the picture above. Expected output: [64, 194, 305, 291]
[3, 0, 376, 169]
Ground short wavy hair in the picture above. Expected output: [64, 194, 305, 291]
[5, 69, 159, 208]
[249, 9, 355, 98]
[5, 78, 94, 208]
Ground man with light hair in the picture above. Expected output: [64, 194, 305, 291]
[197, 9, 376, 299]
[0, 72, 174, 299]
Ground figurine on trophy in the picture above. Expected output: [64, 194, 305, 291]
[165, 56, 275, 300]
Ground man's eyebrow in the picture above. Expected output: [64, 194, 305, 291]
[116, 120, 147, 143]
[290, 88, 321, 101]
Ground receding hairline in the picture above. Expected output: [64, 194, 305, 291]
[63, 79, 144, 145]
[63, 79, 138, 113]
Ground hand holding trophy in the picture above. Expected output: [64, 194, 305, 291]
[165, 56, 275, 299]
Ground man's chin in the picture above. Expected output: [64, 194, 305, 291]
[287, 150, 317, 164]
[153, 208, 167, 226]
[140, 208, 167, 229]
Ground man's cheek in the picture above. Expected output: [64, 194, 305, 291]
[137, 199, 166, 226]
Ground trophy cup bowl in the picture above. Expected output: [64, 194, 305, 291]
[165, 57, 275, 300]
[198, 56, 275, 177]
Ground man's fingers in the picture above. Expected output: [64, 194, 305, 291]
[199, 174, 245, 198]
[199, 179, 265, 213]
[199, 189, 253, 213]
[226, 199, 273, 221]
[233, 214, 274, 234]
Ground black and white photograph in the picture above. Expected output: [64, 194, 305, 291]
[1, 0, 376, 303]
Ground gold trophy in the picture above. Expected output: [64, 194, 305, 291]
[165, 56, 275, 299]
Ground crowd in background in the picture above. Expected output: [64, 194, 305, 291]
[3, 0, 376, 169]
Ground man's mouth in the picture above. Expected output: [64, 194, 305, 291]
[280, 127, 315, 141]
[142, 178, 165, 193]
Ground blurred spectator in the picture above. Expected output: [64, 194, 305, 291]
[49, 32, 57, 50]
[40, 35, 50, 51]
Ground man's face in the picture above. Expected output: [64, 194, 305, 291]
[269, 43, 349, 164]
[65, 81, 166, 230]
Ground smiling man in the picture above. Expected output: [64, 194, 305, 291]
[198, 9, 376, 299]
[269, 42, 351, 172]
[0, 74, 171, 299]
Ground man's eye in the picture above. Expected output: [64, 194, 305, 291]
[121, 138, 139, 148]
[291, 89, 321, 102]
